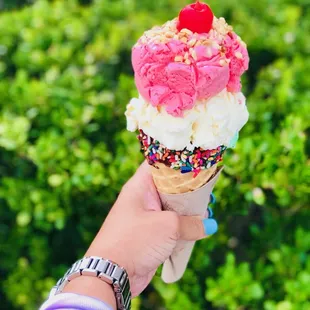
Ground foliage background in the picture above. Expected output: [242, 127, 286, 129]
[0, 0, 309, 309]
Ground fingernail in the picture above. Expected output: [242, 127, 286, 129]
[210, 193, 216, 204]
[203, 218, 218, 236]
[207, 207, 214, 218]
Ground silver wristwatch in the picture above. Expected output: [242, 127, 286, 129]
[49, 256, 131, 310]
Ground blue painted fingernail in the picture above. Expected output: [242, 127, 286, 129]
[207, 207, 214, 218]
[203, 218, 218, 236]
[210, 193, 216, 204]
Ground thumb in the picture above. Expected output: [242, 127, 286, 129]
[179, 216, 218, 241]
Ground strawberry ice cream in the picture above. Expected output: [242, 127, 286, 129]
[132, 17, 249, 117]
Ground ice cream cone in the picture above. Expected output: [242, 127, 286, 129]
[126, 0, 250, 284]
[153, 165, 224, 283]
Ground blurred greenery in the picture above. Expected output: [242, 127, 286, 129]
[0, 0, 309, 309]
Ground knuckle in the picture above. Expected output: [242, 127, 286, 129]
[165, 211, 181, 239]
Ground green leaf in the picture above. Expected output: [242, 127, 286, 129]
[16, 212, 32, 227]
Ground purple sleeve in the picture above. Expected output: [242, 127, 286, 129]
[39, 293, 113, 310]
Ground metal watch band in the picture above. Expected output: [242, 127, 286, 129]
[49, 256, 131, 310]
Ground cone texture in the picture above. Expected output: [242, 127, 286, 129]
[155, 166, 223, 283]
[151, 163, 217, 194]
[150, 163, 221, 283]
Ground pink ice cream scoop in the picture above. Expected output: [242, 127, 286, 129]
[224, 32, 249, 92]
[132, 2, 249, 117]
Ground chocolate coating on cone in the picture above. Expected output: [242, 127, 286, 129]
[139, 130, 226, 177]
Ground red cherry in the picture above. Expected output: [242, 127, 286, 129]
[177, 1, 214, 34]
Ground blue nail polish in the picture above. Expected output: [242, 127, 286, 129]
[207, 207, 214, 218]
[203, 219, 218, 236]
[210, 193, 216, 204]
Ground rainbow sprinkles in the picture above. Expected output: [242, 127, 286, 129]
[138, 130, 227, 177]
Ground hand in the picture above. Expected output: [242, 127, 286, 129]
[86, 161, 218, 297]
[64, 162, 218, 308]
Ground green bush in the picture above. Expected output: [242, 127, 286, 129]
[0, 0, 309, 309]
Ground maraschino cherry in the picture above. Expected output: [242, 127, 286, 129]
[177, 1, 214, 34]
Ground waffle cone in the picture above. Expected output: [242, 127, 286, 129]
[150, 163, 222, 283]
[151, 163, 218, 194]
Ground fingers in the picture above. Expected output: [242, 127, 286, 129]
[204, 193, 216, 218]
[178, 194, 218, 241]
[127, 161, 155, 193]
[133, 161, 153, 183]
[118, 161, 161, 212]
[178, 215, 218, 241]
[131, 161, 162, 211]
[123, 161, 152, 189]
[205, 206, 213, 218]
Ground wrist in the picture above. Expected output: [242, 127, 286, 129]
[86, 244, 134, 279]
[63, 276, 116, 310]
[51, 256, 131, 310]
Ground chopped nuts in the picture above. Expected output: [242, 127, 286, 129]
[180, 28, 193, 36]
[212, 16, 233, 39]
[240, 41, 247, 48]
[212, 42, 221, 49]
[174, 55, 183, 62]
[235, 51, 243, 59]
[219, 59, 227, 66]
[166, 31, 175, 38]
[188, 38, 197, 47]
[190, 48, 197, 60]
[180, 37, 188, 43]
[206, 48, 213, 58]
[136, 16, 238, 68]
[201, 39, 213, 47]
[219, 58, 231, 66]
